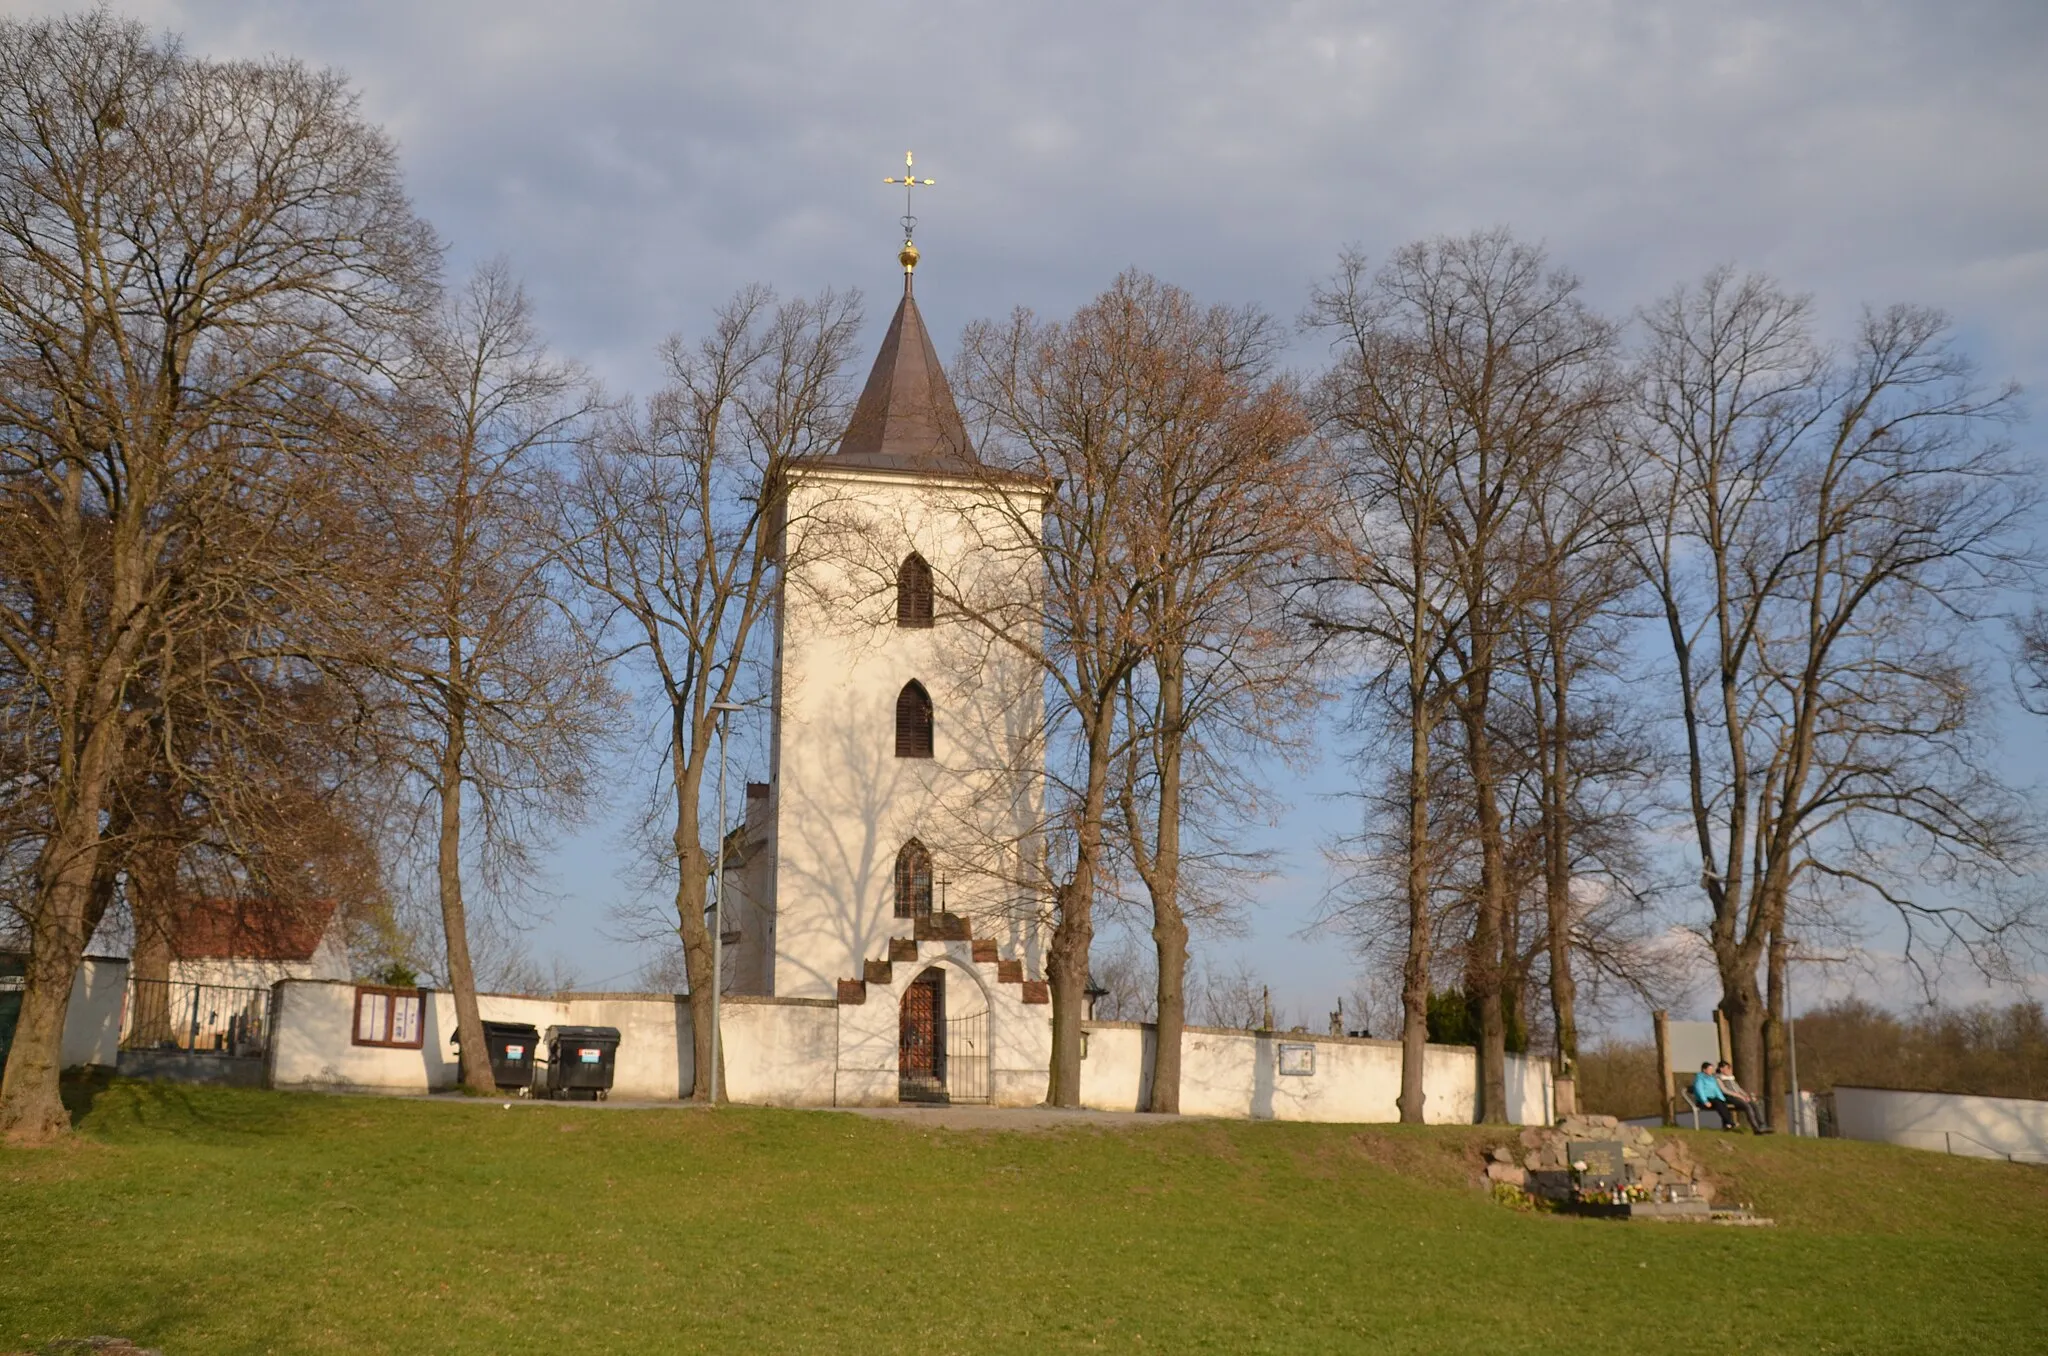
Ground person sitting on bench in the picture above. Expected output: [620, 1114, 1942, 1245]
[1691, 1062, 1738, 1129]
[1716, 1061, 1771, 1134]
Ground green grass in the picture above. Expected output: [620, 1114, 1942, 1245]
[3, 1080, 2045, 1354]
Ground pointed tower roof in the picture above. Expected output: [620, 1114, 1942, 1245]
[832, 251, 981, 474]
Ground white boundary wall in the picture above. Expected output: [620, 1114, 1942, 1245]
[7, 953, 128, 1068]
[267, 979, 1551, 1124]
[1831, 1084, 2048, 1163]
[1076, 1022, 1550, 1124]
[267, 982, 694, 1099]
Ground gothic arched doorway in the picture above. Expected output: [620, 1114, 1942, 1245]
[898, 968, 946, 1103]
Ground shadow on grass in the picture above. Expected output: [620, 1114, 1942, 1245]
[60, 1076, 317, 1143]
[57, 1065, 115, 1124]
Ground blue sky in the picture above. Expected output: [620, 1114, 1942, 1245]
[45, 1, 2048, 1029]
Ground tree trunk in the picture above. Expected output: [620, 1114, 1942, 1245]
[1144, 661, 1188, 1116]
[1764, 924, 1788, 1125]
[1149, 913, 1188, 1114]
[1048, 711, 1114, 1108]
[674, 833, 720, 1103]
[0, 815, 114, 1144]
[1542, 651, 1579, 1074]
[671, 724, 720, 1104]
[0, 630, 127, 1144]
[1719, 968, 1767, 1112]
[437, 697, 493, 1096]
[1046, 874, 1093, 1108]
[1466, 712, 1510, 1124]
[1397, 682, 1433, 1125]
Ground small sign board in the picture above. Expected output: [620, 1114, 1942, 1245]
[579, 1048, 602, 1063]
[504, 1045, 525, 1061]
[1277, 1042, 1315, 1077]
[1568, 1139, 1624, 1190]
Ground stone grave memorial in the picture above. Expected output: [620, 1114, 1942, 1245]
[1485, 1114, 1769, 1224]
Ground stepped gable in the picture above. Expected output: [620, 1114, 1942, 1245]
[832, 275, 981, 475]
[836, 918, 1047, 1004]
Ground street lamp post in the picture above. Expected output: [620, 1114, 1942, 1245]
[709, 700, 744, 1106]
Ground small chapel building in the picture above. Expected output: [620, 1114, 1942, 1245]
[717, 236, 1056, 1105]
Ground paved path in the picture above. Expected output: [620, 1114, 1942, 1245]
[827, 1104, 1189, 1131]
[308, 1085, 1186, 1130]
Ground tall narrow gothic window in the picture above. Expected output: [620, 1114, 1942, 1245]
[895, 681, 933, 759]
[897, 552, 934, 629]
[894, 839, 934, 918]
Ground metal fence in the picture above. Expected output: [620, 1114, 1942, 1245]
[945, 1011, 990, 1105]
[120, 979, 274, 1057]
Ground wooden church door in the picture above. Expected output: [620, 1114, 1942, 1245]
[898, 970, 945, 1102]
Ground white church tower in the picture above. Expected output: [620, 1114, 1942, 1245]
[724, 222, 1054, 1104]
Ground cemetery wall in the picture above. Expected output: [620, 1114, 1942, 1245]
[262, 979, 1552, 1123]
[6, 952, 128, 1069]
[1077, 1021, 1552, 1124]
[267, 980, 693, 1098]
[1831, 1084, 2048, 1162]
[39, 954, 128, 1068]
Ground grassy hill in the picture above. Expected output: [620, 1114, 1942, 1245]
[3, 1080, 2043, 1354]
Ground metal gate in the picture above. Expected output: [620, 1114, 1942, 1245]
[899, 972, 945, 1103]
[945, 1010, 990, 1105]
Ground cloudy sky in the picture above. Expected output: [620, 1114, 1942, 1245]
[42, 1, 2048, 1022]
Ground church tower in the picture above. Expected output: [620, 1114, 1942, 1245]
[733, 207, 1052, 1105]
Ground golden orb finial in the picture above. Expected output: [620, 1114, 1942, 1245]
[899, 238, 920, 275]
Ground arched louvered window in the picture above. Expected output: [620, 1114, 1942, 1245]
[895, 680, 933, 759]
[894, 838, 934, 918]
[897, 552, 934, 629]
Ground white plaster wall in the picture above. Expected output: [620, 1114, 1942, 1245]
[267, 982, 691, 1099]
[1078, 1023, 1553, 1125]
[719, 997, 836, 1107]
[265, 979, 1554, 1125]
[1831, 1085, 2048, 1162]
[769, 468, 1046, 1000]
[60, 956, 128, 1068]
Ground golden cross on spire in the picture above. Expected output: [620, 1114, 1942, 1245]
[884, 150, 936, 234]
[883, 150, 935, 281]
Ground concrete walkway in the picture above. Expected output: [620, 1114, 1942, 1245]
[303, 1085, 1185, 1130]
[826, 1104, 1189, 1131]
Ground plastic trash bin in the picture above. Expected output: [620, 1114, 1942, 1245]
[543, 1025, 621, 1100]
[481, 1020, 540, 1094]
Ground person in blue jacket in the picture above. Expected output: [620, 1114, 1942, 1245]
[1693, 1062, 1738, 1129]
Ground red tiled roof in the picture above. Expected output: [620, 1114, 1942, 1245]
[166, 898, 338, 962]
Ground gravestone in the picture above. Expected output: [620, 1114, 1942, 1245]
[1568, 1139, 1625, 1191]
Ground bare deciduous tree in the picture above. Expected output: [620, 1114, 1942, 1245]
[1631, 267, 2035, 1103]
[566, 286, 861, 1102]
[362, 262, 608, 1093]
[1306, 248, 1464, 1122]
[0, 12, 436, 1142]
[953, 289, 1159, 1106]
[1510, 400, 1642, 1075]
[1089, 275, 1323, 1113]
[1309, 232, 1618, 1122]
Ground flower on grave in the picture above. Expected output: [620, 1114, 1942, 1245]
[1571, 1160, 1587, 1173]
